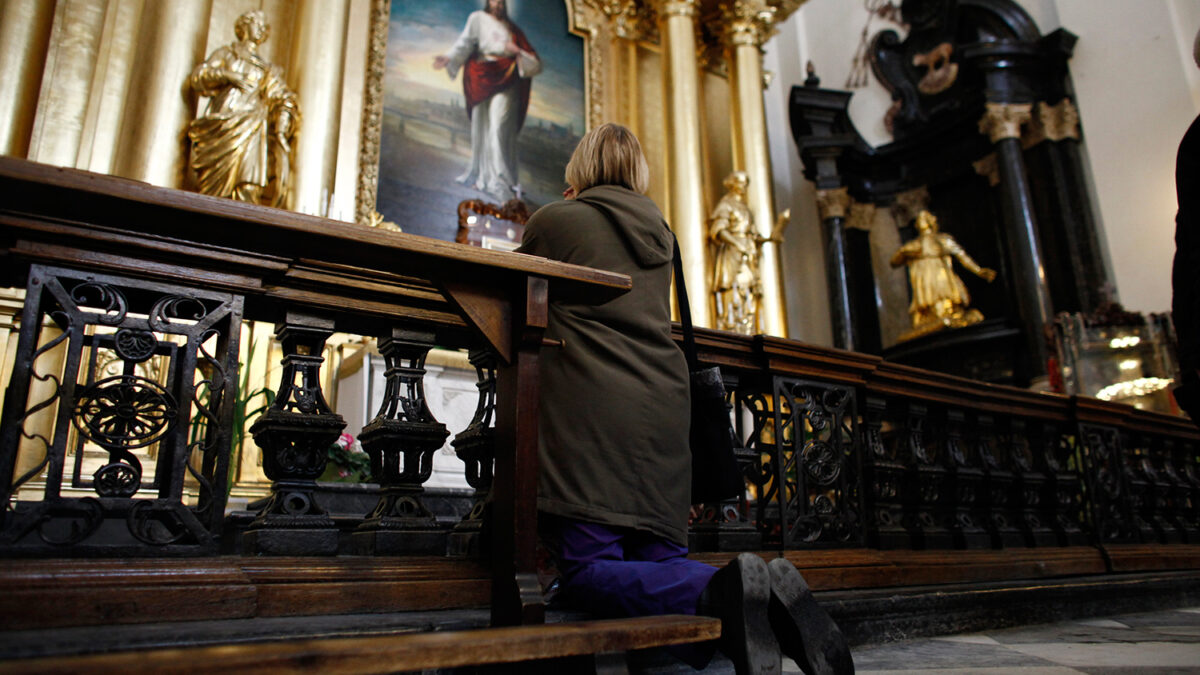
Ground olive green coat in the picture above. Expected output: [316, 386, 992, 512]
[516, 185, 692, 545]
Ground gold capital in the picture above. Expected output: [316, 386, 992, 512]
[978, 102, 1032, 144]
[891, 186, 930, 224]
[973, 153, 1000, 187]
[846, 201, 877, 231]
[719, 0, 777, 49]
[654, 0, 699, 19]
[592, 0, 658, 42]
[1036, 98, 1080, 142]
[815, 187, 851, 221]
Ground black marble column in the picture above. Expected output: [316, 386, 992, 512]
[1028, 99, 1110, 313]
[984, 104, 1054, 382]
[817, 188, 856, 351]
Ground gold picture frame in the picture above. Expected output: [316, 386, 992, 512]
[354, 0, 648, 230]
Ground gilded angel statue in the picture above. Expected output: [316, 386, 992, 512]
[708, 171, 788, 335]
[890, 209, 997, 341]
[187, 11, 299, 208]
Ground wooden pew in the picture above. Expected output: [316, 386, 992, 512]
[0, 615, 723, 674]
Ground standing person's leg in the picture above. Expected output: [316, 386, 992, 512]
[457, 98, 489, 187]
[482, 90, 517, 198]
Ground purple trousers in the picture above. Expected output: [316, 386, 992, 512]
[549, 518, 718, 617]
[546, 518, 720, 666]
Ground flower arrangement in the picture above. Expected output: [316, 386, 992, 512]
[323, 432, 373, 482]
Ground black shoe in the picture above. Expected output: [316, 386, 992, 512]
[698, 553, 781, 675]
[766, 558, 854, 675]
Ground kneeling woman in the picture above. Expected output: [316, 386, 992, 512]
[516, 123, 852, 675]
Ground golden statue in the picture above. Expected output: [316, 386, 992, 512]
[890, 210, 997, 341]
[187, 11, 299, 208]
[708, 171, 788, 335]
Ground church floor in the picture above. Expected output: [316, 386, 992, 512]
[835, 605, 1200, 674]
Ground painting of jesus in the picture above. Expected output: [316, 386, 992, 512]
[377, 0, 585, 241]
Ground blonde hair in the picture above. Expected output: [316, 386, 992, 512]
[564, 123, 650, 195]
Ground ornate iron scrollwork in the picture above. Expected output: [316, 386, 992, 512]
[1, 266, 242, 555]
[74, 375, 178, 450]
[0, 263, 242, 552]
[113, 329, 158, 363]
[245, 314, 344, 556]
[352, 329, 450, 556]
[764, 378, 860, 547]
[449, 348, 498, 557]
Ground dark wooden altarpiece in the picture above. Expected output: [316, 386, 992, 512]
[790, 0, 1109, 387]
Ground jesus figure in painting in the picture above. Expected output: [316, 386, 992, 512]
[434, 0, 542, 201]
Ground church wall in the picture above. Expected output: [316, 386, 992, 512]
[764, 10, 833, 345]
[768, 0, 1200, 337]
[1051, 0, 1198, 314]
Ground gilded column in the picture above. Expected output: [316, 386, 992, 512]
[654, 0, 711, 327]
[111, 0, 212, 187]
[0, 0, 55, 157]
[26, 0, 107, 166]
[721, 0, 787, 336]
[289, 0, 350, 217]
[979, 102, 1053, 377]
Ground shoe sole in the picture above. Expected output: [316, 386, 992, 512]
[767, 558, 854, 675]
[721, 553, 781, 675]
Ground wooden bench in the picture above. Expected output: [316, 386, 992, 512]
[0, 615, 722, 674]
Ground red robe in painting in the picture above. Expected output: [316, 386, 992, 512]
[462, 21, 536, 132]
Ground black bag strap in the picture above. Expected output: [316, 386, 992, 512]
[671, 234, 700, 371]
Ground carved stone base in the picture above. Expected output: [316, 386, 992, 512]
[688, 526, 762, 553]
[348, 527, 446, 556]
[242, 479, 341, 555]
[243, 522, 339, 556]
[352, 487, 447, 555]
[949, 512, 992, 550]
[447, 524, 483, 558]
[447, 500, 489, 558]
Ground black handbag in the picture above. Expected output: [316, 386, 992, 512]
[670, 237, 744, 504]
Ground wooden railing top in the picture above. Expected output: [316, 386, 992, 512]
[683, 325, 1199, 436]
[0, 157, 630, 347]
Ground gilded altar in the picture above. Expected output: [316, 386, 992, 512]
[0, 0, 804, 336]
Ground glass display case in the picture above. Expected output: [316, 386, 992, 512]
[1053, 309, 1182, 415]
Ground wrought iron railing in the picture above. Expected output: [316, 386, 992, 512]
[0, 157, 1197, 579]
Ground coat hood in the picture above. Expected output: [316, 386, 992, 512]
[575, 185, 673, 268]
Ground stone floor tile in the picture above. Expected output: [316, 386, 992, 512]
[1005, 641, 1200, 669]
[1074, 619, 1130, 629]
[859, 662, 1084, 667]
[933, 634, 1003, 645]
[851, 638, 1059, 671]
[1148, 626, 1200, 638]
[987, 623, 1167, 645]
[1120, 608, 1200, 627]
[1080, 662, 1200, 667]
